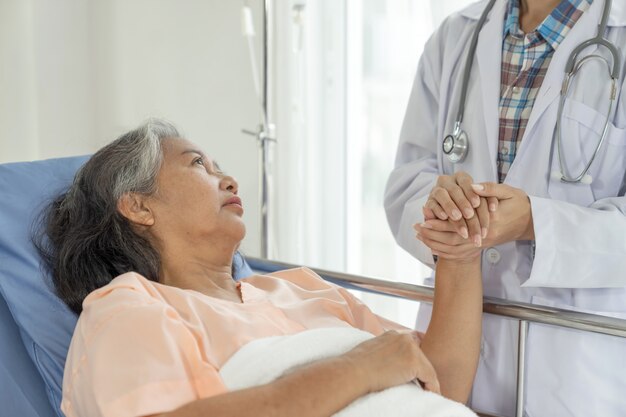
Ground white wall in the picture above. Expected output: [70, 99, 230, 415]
[0, 0, 264, 255]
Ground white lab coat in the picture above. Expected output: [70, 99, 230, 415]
[384, 0, 626, 416]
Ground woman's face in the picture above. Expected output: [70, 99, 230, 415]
[146, 137, 245, 250]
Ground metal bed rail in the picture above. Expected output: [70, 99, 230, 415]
[247, 257, 626, 417]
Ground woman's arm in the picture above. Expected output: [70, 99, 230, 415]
[150, 356, 366, 417]
[152, 331, 439, 417]
[419, 256, 482, 403]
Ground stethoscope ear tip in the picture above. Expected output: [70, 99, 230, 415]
[550, 171, 563, 182]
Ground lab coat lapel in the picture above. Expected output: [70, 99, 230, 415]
[521, 0, 604, 146]
[475, 0, 506, 181]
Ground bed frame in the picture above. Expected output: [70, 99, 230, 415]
[247, 257, 626, 417]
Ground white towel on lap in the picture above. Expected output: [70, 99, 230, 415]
[219, 327, 477, 417]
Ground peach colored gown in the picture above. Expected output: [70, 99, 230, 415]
[61, 267, 404, 417]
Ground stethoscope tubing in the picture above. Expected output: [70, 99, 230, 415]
[443, 0, 620, 184]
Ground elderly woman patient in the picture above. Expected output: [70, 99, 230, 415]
[37, 119, 482, 417]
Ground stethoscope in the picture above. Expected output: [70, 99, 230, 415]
[442, 0, 620, 184]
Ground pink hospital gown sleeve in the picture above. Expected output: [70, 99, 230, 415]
[61, 279, 226, 417]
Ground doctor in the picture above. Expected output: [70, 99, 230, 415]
[384, 0, 626, 416]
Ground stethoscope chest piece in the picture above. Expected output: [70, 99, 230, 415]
[443, 124, 469, 164]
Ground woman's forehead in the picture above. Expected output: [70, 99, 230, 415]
[163, 137, 209, 160]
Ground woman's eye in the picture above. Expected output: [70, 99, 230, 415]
[194, 157, 204, 166]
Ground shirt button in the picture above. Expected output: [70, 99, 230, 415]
[485, 248, 501, 264]
[500, 147, 509, 156]
[512, 86, 521, 94]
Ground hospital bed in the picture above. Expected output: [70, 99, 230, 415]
[1, 156, 625, 417]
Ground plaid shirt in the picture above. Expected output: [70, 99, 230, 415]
[497, 0, 591, 182]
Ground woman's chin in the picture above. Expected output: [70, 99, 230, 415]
[232, 222, 246, 242]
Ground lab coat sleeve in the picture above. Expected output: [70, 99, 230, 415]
[526, 195, 626, 288]
[384, 30, 444, 270]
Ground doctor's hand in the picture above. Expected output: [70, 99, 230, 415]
[424, 172, 498, 246]
[471, 183, 535, 245]
[415, 183, 534, 261]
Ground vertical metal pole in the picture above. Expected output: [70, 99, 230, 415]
[242, 1, 274, 260]
[262, 0, 270, 129]
[260, 0, 273, 259]
[516, 320, 529, 417]
[259, 133, 269, 259]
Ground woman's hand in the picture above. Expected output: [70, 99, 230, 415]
[415, 183, 534, 260]
[342, 330, 441, 394]
[415, 218, 483, 261]
[423, 172, 498, 246]
[153, 331, 439, 417]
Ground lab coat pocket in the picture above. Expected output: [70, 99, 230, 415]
[548, 99, 626, 204]
[525, 296, 626, 417]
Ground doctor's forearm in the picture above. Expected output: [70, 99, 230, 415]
[420, 257, 482, 403]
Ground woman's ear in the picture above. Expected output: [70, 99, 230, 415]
[117, 193, 155, 226]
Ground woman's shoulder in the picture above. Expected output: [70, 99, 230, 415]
[84, 272, 162, 305]
[77, 272, 167, 329]
[244, 267, 334, 291]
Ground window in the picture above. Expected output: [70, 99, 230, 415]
[273, 0, 475, 326]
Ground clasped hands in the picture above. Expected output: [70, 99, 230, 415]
[414, 172, 535, 262]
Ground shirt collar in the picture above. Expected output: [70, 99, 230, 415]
[503, 0, 523, 38]
[504, 0, 592, 50]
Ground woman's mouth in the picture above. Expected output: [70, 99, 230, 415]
[224, 196, 243, 208]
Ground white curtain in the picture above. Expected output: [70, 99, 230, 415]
[271, 0, 477, 325]
[271, 0, 478, 269]
[271, 0, 348, 269]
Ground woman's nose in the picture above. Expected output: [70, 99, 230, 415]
[220, 175, 239, 194]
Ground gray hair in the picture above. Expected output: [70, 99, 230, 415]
[72, 118, 179, 203]
[36, 118, 182, 314]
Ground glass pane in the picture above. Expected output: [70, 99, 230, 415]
[345, 0, 475, 324]
[346, 0, 435, 283]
